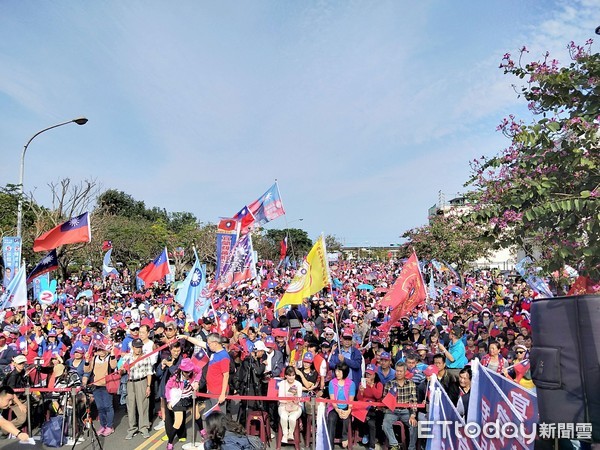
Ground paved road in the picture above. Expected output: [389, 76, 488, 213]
[0, 405, 336, 450]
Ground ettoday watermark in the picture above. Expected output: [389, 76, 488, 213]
[417, 420, 596, 444]
[419, 420, 535, 444]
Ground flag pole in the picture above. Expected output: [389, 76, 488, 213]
[23, 259, 29, 325]
[275, 179, 294, 265]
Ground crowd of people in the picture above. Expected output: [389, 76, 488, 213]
[0, 259, 539, 450]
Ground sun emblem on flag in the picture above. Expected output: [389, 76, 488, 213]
[69, 217, 80, 227]
[286, 260, 311, 293]
[190, 267, 202, 287]
[41, 255, 54, 265]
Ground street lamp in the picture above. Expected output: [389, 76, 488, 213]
[16, 117, 88, 237]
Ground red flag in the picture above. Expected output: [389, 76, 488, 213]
[33, 212, 91, 252]
[102, 240, 113, 251]
[380, 251, 426, 308]
[381, 392, 397, 411]
[279, 237, 288, 261]
[138, 248, 170, 285]
[379, 251, 426, 332]
[267, 377, 283, 398]
[351, 405, 369, 422]
[567, 276, 600, 295]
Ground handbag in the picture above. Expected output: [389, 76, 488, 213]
[105, 372, 120, 394]
[284, 402, 299, 412]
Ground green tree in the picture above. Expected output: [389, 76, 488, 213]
[168, 211, 198, 233]
[402, 213, 493, 273]
[465, 41, 600, 279]
[0, 184, 36, 241]
[325, 234, 343, 252]
[254, 228, 313, 261]
[97, 189, 147, 218]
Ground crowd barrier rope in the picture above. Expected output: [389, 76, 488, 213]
[12, 386, 79, 445]
[10, 384, 425, 449]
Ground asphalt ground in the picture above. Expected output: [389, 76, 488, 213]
[0, 404, 338, 450]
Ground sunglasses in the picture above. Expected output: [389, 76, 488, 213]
[516, 351, 526, 354]
[166, 327, 176, 331]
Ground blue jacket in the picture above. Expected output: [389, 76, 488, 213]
[329, 346, 363, 388]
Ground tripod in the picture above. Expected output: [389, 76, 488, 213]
[71, 390, 103, 450]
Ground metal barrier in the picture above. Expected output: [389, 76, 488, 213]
[13, 387, 77, 443]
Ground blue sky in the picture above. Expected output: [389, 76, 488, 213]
[1, 1, 598, 247]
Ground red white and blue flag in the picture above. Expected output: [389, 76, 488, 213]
[27, 250, 59, 283]
[33, 212, 91, 252]
[138, 247, 171, 285]
[233, 206, 256, 235]
[279, 236, 288, 262]
[247, 183, 285, 227]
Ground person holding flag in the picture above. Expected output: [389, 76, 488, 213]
[381, 362, 418, 450]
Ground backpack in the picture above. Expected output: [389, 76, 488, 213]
[41, 415, 66, 447]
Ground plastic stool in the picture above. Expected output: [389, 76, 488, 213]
[383, 420, 419, 450]
[332, 418, 354, 449]
[276, 417, 302, 450]
[303, 414, 313, 446]
[246, 410, 271, 443]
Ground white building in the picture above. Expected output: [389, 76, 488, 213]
[429, 195, 518, 271]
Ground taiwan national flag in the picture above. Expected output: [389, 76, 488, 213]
[138, 247, 171, 285]
[33, 212, 91, 252]
[247, 183, 285, 226]
[233, 206, 256, 235]
[279, 237, 288, 262]
[27, 250, 59, 283]
[102, 240, 113, 252]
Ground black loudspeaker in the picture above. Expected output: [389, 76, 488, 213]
[530, 294, 600, 442]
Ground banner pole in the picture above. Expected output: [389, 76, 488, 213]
[311, 397, 316, 450]
[191, 393, 196, 446]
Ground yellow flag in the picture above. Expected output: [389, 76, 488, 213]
[276, 235, 330, 310]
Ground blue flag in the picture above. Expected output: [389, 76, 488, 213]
[178, 252, 211, 322]
[515, 257, 553, 298]
[1, 262, 27, 309]
[102, 248, 119, 278]
[428, 269, 437, 300]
